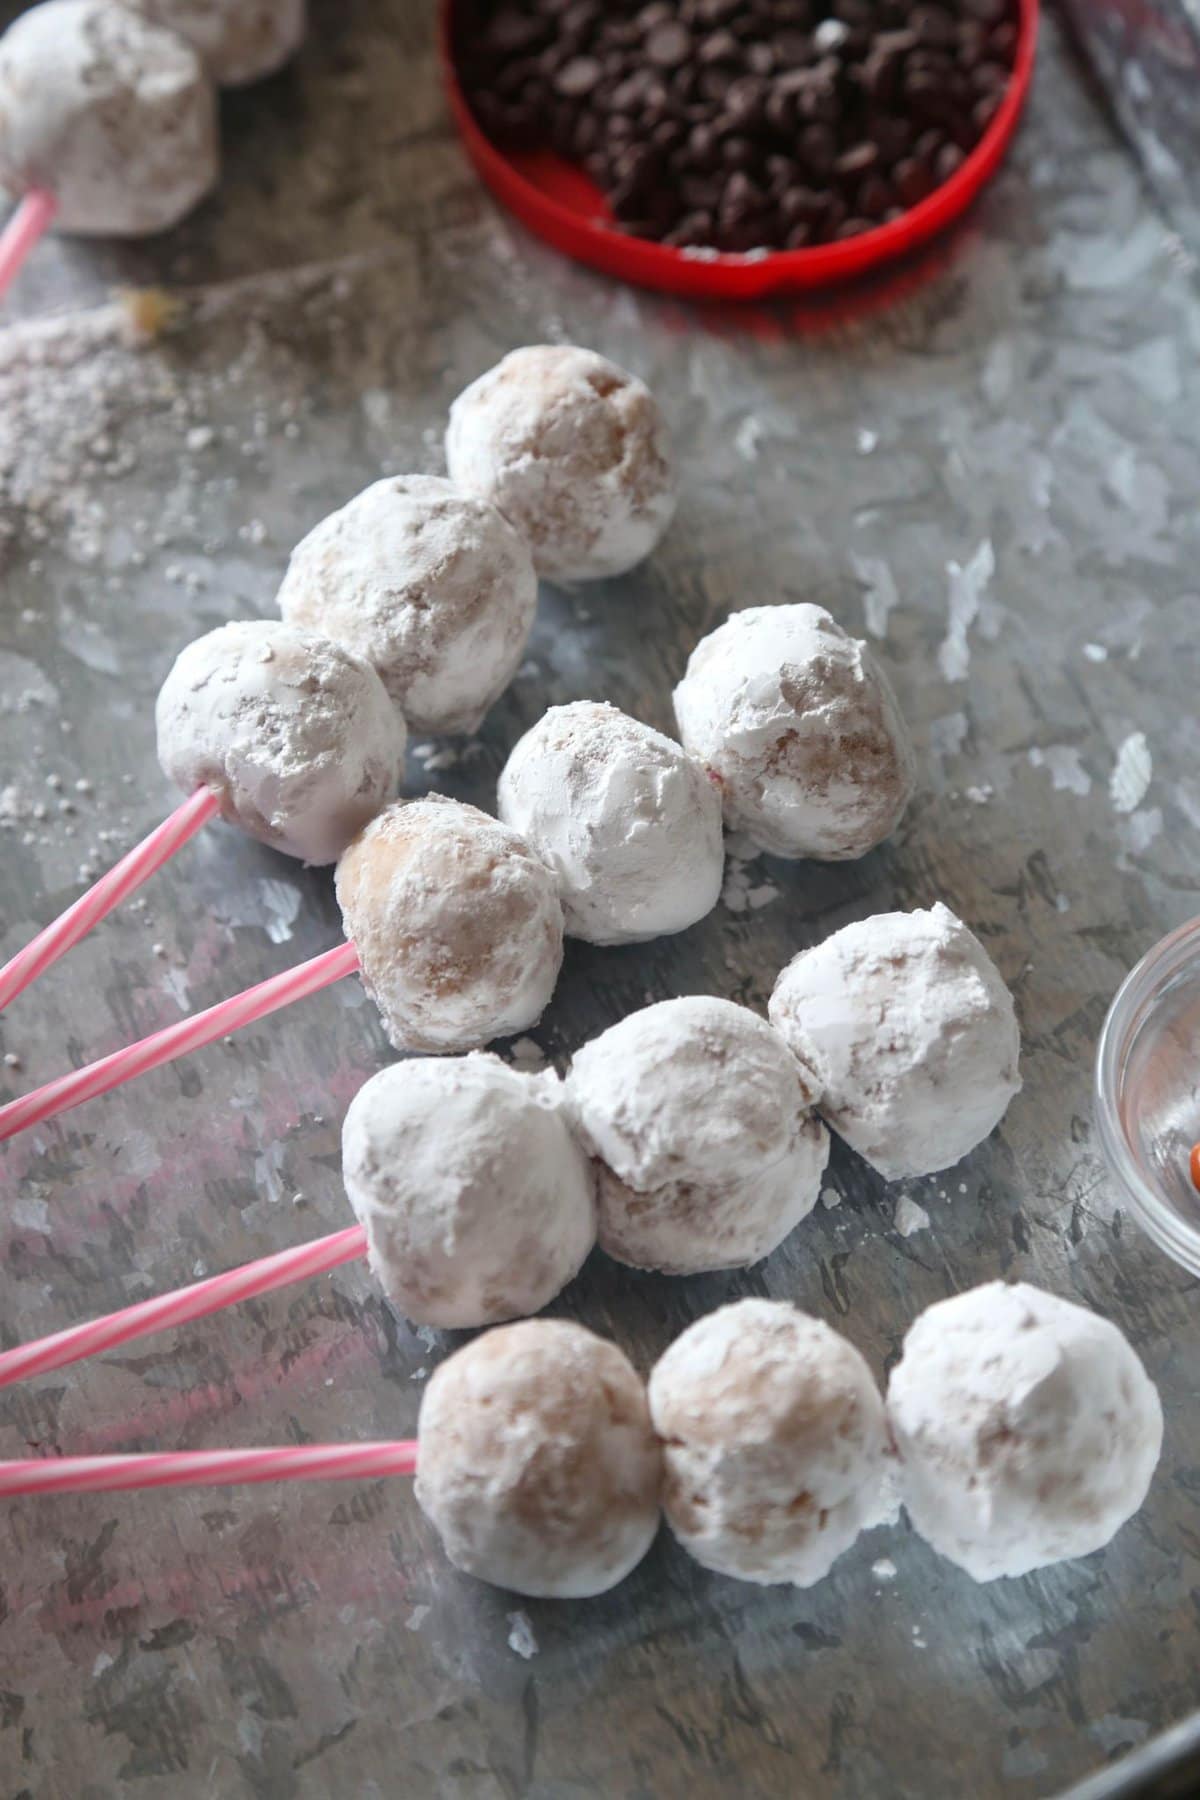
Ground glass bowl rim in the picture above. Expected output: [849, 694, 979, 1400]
[1094, 912, 1200, 1275]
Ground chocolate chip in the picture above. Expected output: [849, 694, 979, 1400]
[835, 140, 879, 177]
[646, 21, 693, 66]
[971, 59, 1009, 92]
[555, 54, 602, 95]
[893, 154, 934, 204]
[764, 88, 795, 133]
[911, 5, 956, 47]
[488, 9, 553, 54]
[699, 28, 740, 61]
[935, 141, 965, 180]
[725, 74, 768, 125]
[799, 121, 837, 174]
[857, 173, 893, 216]
[722, 134, 758, 166]
[973, 91, 1002, 133]
[780, 183, 827, 221]
[663, 208, 715, 244]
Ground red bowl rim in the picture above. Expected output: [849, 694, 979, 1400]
[439, 0, 1039, 298]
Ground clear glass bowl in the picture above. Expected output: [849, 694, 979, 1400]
[1096, 914, 1200, 1273]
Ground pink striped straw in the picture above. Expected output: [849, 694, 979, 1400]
[0, 938, 360, 1141]
[0, 190, 57, 302]
[0, 788, 221, 1011]
[0, 1224, 368, 1388]
[0, 1441, 419, 1497]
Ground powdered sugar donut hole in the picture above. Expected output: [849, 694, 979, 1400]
[649, 1299, 892, 1586]
[0, 0, 218, 236]
[335, 797, 564, 1054]
[887, 1282, 1163, 1581]
[116, 0, 305, 85]
[769, 902, 1020, 1180]
[673, 603, 916, 860]
[155, 620, 405, 866]
[277, 475, 537, 736]
[445, 346, 677, 583]
[415, 1319, 663, 1598]
[496, 701, 724, 945]
[565, 995, 828, 1274]
[341, 1054, 595, 1328]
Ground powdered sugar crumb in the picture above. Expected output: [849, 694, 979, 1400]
[1029, 745, 1091, 797]
[894, 1195, 931, 1237]
[1110, 733, 1152, 814]
[872, 1557, 898, 1581]
[507, 1611, 539, 1659]
[939, 541, 995, 682]
[852, 553, 899, 640]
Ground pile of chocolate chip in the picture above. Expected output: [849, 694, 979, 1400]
[455, 0, 1018, 251]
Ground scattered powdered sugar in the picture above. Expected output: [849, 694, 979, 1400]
[413, 742, 461, 773]
[1029, 745, 1091, 797]
[1118, 807, 1163, 859]
[506, 1611, 539, 1659]
[851, 553, 899, 640]
[872, 1557, 898, 1582]
[1110, 733, 1152, 814]
[965, 784, 994, 805]
[734, 415, 764, 461]
[1083, 643, 1108, 663]
[722, 858, 780, 913]
[405, 1605, 431, 1632]
[938, 541, 995, 682]
[893, 1194, 932, 1237]
[508, 1036, 548, 1071]
[930, 711, 968, 760]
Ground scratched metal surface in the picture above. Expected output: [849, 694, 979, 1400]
[2, 3, 1200, 1795]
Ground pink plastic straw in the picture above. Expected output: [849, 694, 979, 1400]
[0, 190, 57, 302]
[0, 1441, 419, 1497]
[0, 939, 360, 1141]
[0, 788, 221, 1012]
[0, 1224, 368, 1388]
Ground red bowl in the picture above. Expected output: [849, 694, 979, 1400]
[440, 0, 1039, 299]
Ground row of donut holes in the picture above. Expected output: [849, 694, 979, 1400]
[151, 342, 1166, 1600]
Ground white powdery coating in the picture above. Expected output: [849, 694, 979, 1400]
[155, 620, 405, 866]
[416, 1319, 662, 1598]
[496, 701, 724, 946]
[335, 797, 564, 1054]
[0, 0, 217, 236]
[649, 1300, 891, 1586]
[445, 346, 677, 583]
[277, 476, 537, 736]
[887, 1282, 1163, 1581]
[673, 604, 916, 861]
[565, 996, 829, 1274]
[116, 0, 305, 84]
[769, 903, 1020, 1180]
[341, 1055, 595, 1328]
